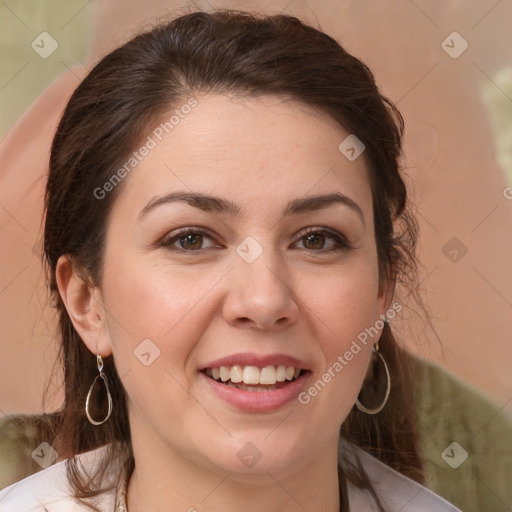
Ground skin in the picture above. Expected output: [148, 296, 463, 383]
[56, 93, 394, 512]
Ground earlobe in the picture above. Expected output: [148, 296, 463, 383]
[55, 255, 112, 357]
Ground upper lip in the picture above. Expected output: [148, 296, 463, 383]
[200, 352, 310, 371]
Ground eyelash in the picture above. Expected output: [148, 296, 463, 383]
[160, 226, 350, 254]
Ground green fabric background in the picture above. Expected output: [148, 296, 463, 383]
[0, 0, 91, 138]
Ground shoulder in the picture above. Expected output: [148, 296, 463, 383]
[340, 440, 462, 511]
[413, 356, 512, 508]
[0, 444, 117, 512]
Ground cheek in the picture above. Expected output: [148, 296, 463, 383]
[100, 255, 223, 372]
[305, 255, 381, 345]
[298, 257, 381, 418]
[99, 258, 219, 430]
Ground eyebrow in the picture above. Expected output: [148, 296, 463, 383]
[138, 191, 365, 224]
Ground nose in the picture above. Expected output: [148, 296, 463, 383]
[222, 246, 300, 330]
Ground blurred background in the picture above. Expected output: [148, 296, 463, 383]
[0, 0, 511, 477]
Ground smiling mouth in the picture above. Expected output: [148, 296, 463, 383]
[201, 364, 305, 391]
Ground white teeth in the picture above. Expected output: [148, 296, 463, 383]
[276, 365, 287, 382]
[243, 366, 260, 385]
[206, 364, 302, 386]
[230, 365, 243, 383]
[260, 365, 277, 385]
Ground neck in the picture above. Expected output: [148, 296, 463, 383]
[125, 432, 342, 512]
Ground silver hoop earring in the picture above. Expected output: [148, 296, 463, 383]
[355, 342, 390, 415]
[85, 354, 113, 426]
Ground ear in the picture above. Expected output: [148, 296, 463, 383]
[55, 255, 112, 358]
[377, 262, 397, 319]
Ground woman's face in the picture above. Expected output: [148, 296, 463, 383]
[88, 94, 392, 476]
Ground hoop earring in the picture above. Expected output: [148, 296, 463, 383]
[85, 354, 113, 425]
[355, 342, 390, 415]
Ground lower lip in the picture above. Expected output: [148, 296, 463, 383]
[199, 371, 310, 413]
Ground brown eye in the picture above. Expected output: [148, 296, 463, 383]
[294, 228, 349, 252]
[178, 233, 203, 250]
[303, 232, 326, 250]
[161, 229, 218, 252]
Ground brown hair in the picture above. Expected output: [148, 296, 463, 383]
[43, 8, 423, 511]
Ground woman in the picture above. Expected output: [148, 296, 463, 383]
[0, 9, 461, 512]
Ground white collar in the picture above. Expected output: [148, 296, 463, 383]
[0, 440, 461, 511]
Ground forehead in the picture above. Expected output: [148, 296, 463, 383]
[110, 93, 373, 220]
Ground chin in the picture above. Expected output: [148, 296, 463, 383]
[191, 431, 311, 479]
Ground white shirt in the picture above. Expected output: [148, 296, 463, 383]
[0, 441, 461, 511]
